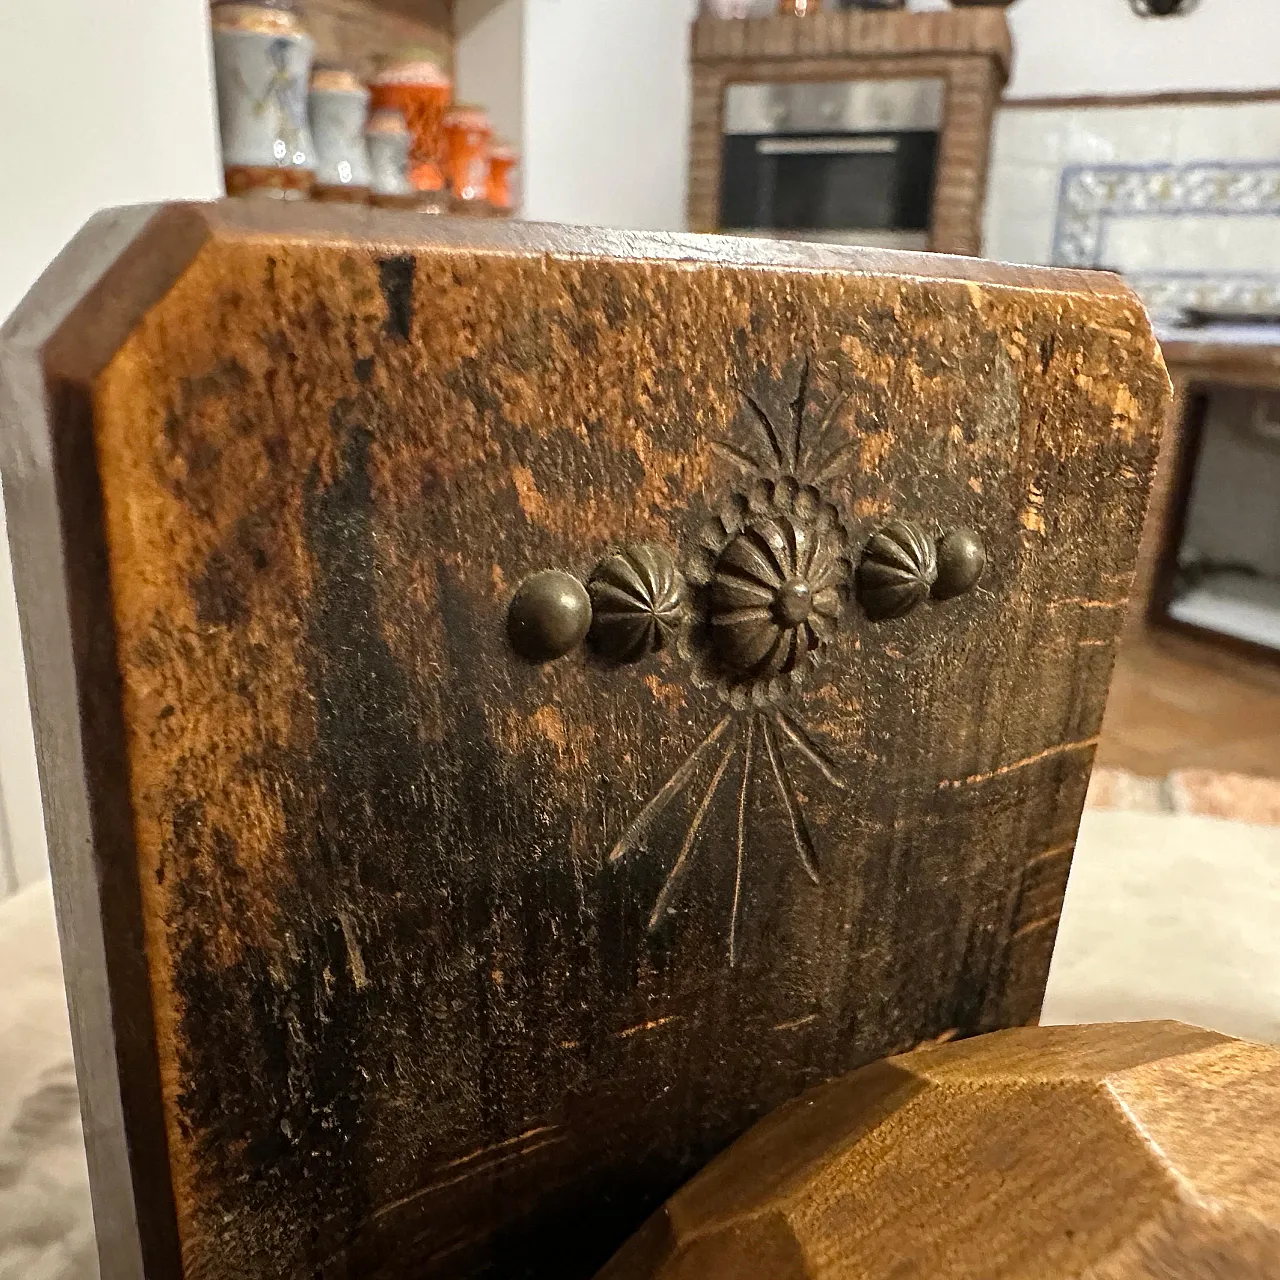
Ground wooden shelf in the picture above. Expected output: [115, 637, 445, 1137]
[361, 0, 452, 32]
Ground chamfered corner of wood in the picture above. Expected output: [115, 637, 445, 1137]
[1, 202, 216, 389]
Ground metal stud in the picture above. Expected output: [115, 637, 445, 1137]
[507, 570, 592, 662]
[587, 545, 685, 664]
[857, 521, 937, 621]
[933, 529, 987, 601]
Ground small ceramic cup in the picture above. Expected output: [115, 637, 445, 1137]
[487, 142, 519, 217]
[442, 103, 493, 214]
[369, 53, 452, 211]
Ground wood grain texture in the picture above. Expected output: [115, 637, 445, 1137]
[688, 10, 1010, 254]
[597, 1020, 1280, 1279]
[0, 202, 1169, 1280]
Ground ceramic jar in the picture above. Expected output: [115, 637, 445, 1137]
[487, 142, 519, 218]
[442, 104, 493, 214]
[779, 0, 821, 12]
[369, 54, 452, 212]
[366, 108, 418, 209]
[309, 65, 372, 203]
[211, 0, 316, 198]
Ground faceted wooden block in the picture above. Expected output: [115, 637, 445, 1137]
[0, 203, 1169, 1279]
[598, 1021, 1280, 1280]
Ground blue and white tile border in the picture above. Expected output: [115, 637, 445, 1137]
[1051, 161, 1280, 317]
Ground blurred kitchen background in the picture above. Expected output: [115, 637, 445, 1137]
[2, 0, 1280, 894]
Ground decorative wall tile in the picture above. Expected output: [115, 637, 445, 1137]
[985, 101, 1280, 319]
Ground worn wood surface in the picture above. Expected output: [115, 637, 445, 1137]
[689, 9, 1010, 253]
[598, 1020, 1280, 1279]
[0, 202, 1168, 1280]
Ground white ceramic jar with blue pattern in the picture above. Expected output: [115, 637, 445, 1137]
[366, 109, 418, 209]
[310, 66, 372, 202]
[212, 1, 317, 198]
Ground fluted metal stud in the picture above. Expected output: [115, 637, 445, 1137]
[710, 514, 845, 676]
[588, 544, 685, 664]
[857, 521, 937, 621]
[507, 570, 592, 662]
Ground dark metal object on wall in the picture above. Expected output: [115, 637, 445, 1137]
[690, 9, 1014, 257]
[1130, 0, 1200, 15]
[507, 570, 593, 661]
[858, 521, 937, 620]
[934, 528, 988, 601]
[718, 80, 943, 250]
[856, 523, 986, 620]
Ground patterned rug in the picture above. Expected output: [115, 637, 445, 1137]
[1088, 768, 1280, 827]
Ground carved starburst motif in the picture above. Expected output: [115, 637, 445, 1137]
[609, 355, 860, 964]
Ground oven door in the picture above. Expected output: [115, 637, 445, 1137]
[719, 79, 944, 249]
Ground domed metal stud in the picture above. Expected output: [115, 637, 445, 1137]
[933, 528, 986, 601]
[857, 521, 938, 621]
[507, 570, 592, 662]
[587, 544, 685, 664]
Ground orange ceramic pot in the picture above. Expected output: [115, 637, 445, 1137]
[487, 142, 519, 216]
[443, 104, 493, 213]
[369, 55, 451, 201]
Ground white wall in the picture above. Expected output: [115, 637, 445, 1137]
[521, 0, 699, 230]
[510, 0, 1280, 236]
[0, 0, 221, 894]
[456, 0, 525, 155]
[1007, 0, 1280, 100]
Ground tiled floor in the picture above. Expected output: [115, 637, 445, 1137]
[1097, 634, 1280, 781]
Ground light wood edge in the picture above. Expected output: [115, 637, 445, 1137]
[0, 205, 213, 1280]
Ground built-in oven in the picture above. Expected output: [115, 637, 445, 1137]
[719, 79, 944, 250]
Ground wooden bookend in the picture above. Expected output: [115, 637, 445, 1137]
[598, 1021, 1280, 1279]
[0, 203, 1171, 1280]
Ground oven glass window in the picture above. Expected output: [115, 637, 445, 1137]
[718, 79, 944, 248]
[720, 133, 938, 234]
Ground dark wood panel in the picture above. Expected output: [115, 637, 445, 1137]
[0, 202, 1170, 1280]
